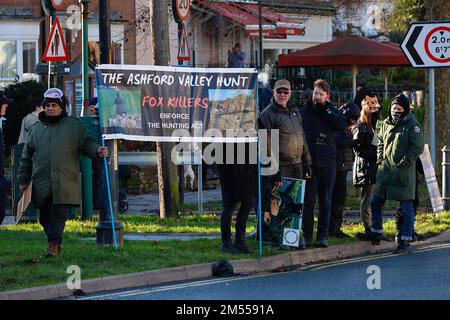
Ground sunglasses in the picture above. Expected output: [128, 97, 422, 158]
[276, 89, 291, 95]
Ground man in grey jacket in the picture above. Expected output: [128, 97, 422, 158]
[259, 79, 312, 179]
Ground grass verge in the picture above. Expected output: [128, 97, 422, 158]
[0, 211, 449, 292]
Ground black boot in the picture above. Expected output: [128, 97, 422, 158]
[356, 228, 372, 241]
[221, 240, 236, 254]
[370, 232, 382, 245]
[234, 240, 254, 254]
[393, 240, 412, 254]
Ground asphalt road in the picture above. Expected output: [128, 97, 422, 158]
[74, 243, 450, 300]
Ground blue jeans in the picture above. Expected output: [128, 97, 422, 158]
[371, 195, 415, 241]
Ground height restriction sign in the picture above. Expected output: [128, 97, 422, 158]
[401, 21, 450, 68]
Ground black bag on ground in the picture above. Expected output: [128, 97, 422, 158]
[212, 259, 234, 277]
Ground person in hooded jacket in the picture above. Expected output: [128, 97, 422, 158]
[329, 103, 360, 238]
[369, 94, 424, 254]
[352, 96, 381, 240]
[18, 88, 109, 257]
[300, 79, 347, 248]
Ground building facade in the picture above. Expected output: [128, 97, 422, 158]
[0, 0, 137, 114]
[139, 0, 335, 71]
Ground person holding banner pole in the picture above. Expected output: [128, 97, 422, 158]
[18, 88, 108, 257]
[218, 142, 257, 254]
[258, 79, 312, 248]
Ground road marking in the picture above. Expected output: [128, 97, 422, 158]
[304, 242, 450, 271]
[74, 242, 450, 300]
[76, 272, 295, 300]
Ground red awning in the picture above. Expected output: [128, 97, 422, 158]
[196, 1, 304, 37]
[278, 35, 409, 67]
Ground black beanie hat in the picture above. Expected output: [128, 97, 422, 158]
[42, 88, 67, 110]
[390, 94, 410, 113]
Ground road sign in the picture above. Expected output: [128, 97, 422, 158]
[176, 0, 190, 21]
[51, 0, 64, 10]
[177, 23, 190, 61]
[401, 21, 450, 68]
[36, 62, 71, 75]
[43, 17, 68, 62]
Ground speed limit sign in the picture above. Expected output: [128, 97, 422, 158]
[51, 0, 64, 10]
[401, 21, 450, 68]
[175, 0, 190, 21]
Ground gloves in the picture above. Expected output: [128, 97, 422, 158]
[303, 164, 312, 179]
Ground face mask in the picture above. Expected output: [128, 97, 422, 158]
[391, 111, 403, 124]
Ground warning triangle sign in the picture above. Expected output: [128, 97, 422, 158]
[43, 17, 68, 62]
[177, 24, 190, 61]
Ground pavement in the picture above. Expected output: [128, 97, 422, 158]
[2, 228, 450, 300]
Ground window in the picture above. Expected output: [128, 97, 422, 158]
[0, 22, 40, 87]
[0, 40, 17, 80]
[0, 40, 38, 86]
[22, 42, 37, 75]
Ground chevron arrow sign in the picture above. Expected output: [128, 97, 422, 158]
[401, 21, 450, 68]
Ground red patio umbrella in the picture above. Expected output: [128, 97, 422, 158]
[277, 35, 410, 97]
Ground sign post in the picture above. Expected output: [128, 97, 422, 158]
[401, 21, 450, 166]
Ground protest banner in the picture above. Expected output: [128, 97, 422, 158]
[265, 177, 306, 247]
[95, 65, 258, 142]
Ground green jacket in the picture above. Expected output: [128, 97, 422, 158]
[374, 113, 425, 200]
[18, 114, 101, 207]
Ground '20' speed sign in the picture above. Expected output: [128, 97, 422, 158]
[176, 0, 190, 21]
[401, 21, 450, 68]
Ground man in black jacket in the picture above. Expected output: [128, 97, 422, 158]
[300, 79, 347, 247]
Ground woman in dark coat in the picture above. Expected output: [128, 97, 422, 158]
[352, 97, 380, 240]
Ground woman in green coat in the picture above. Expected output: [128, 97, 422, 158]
[369, 94, 424, 254]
